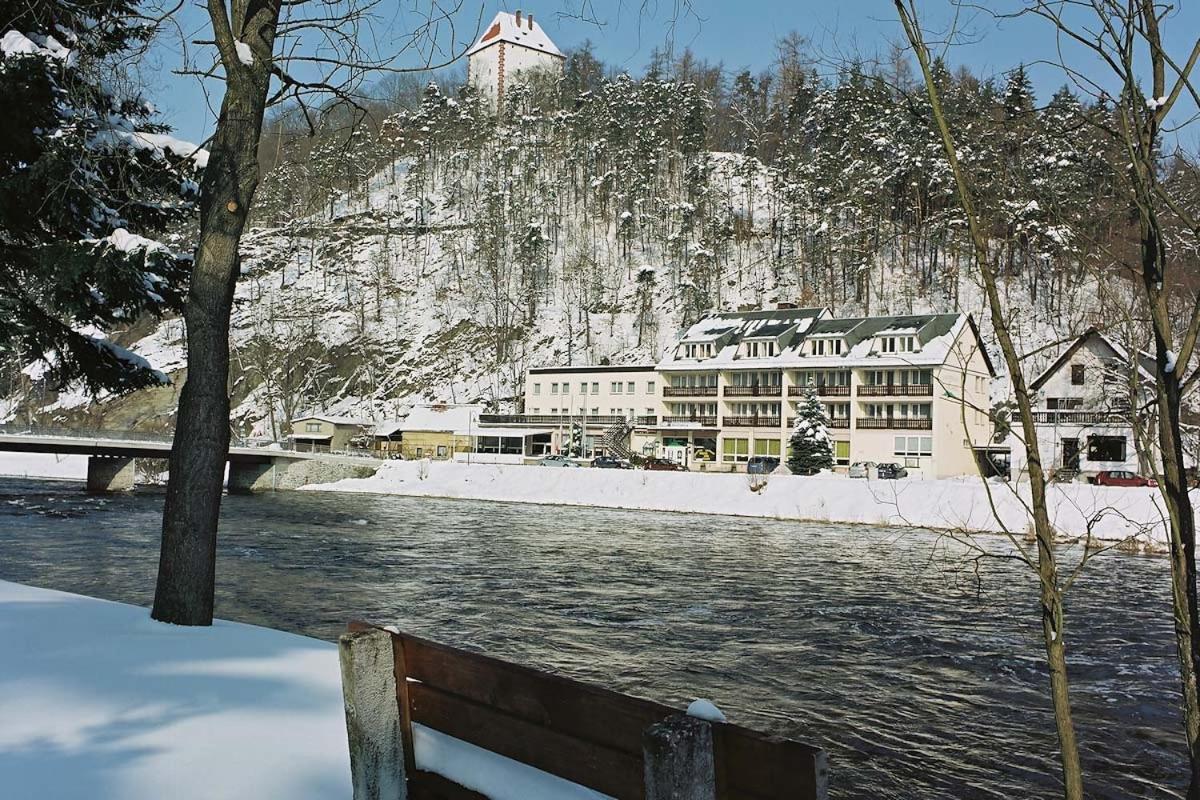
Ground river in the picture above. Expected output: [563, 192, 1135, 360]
[0, 476, 1186, 798]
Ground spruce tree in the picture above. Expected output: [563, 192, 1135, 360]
[0, 0, 200, 393]
[787, 388, 834, 475]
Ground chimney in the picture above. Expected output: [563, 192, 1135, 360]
[776, 301, 797, 310]
[515, 10, 522, 27]
[528, 13, 534, 29]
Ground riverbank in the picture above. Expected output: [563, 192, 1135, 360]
[306, 460, 1173, 546]
[0, 579, 351, 800]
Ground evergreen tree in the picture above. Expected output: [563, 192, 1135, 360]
[0, 0, 200, 393]
[787, 389, 834, 475]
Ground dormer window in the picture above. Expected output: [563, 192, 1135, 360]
[681, 342, 715, 359]
[745, 340, 776, 358]
[879, 336, 917, 354]
[810, 338, 843, 356]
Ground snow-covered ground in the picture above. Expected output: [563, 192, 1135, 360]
[0, 452, 87, 480]
[0, 580, 350, 800]
[306, 460, 1176, 546]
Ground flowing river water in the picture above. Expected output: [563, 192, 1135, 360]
[0, 476, 1187, 798]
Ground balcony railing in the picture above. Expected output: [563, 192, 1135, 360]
[661, 416, 719, 427]
[635, 415, 658, 426]
[663, 386, 718, 397]
[856, 417, 933, 430]
[787, 417, 851, 429]
[723, 386, 783, 397]
[1032, 410, 1129, 425]
[724, 416, 783, 428]
[788, 385, 851, 397]
[856, 384, 934, 397]
[480, 414, 627, 426]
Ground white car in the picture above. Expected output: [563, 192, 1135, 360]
[848, 461, 876, 479]
[538, 454, 578, 467]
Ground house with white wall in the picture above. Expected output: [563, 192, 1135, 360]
[466, 10, 563, 111]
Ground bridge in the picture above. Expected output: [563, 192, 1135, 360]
[0, 426, 380, 493]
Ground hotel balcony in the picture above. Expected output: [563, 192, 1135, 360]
[481, 414, 628, 426]
[856, 384, 935, 397]
[788, 417, 851, 429]
[855, 417, 933, 430]
[1031, 410, 1128, 425]
[724, 416, 782, 428]
[663, 386, 719, 397]
[723, 386, 783, 397]
[788, 385, 851, 397]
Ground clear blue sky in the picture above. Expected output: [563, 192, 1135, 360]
[148, 1, 1200, 148]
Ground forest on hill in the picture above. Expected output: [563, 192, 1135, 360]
[5, 34, 1197, 431]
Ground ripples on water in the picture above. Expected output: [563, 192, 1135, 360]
[0, 477, 1186, 798]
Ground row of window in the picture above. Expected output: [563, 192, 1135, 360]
[721, 437, 854, 465]
[862, 403, 932, 418]
[679, 333, 925, 362]
[534, 380, 656, 396]
[864, 369, 933, 386]
[878, 335, 918, 353]
[529, 408, 656, 417]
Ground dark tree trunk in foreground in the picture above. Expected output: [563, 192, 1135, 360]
[153, 0, 282, 625]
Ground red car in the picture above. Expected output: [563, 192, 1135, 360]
[1092, 470, 1157, 487]
[642, 457, 686, 471]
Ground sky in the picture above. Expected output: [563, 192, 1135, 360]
[146, 1, 1200, 148]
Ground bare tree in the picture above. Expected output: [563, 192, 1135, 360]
[152, 0, 474, 625]
[893, 4, 1086, 797]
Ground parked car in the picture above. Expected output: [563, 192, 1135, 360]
[591, 455, 631, 469]
[747, 456, 780, 474]
[1092, 470, 1157, 487]
[643, 457, 685, 471]
[848, 461, 876, 479]
[875, 462, 909, 479]
[538, 454, 578, 468]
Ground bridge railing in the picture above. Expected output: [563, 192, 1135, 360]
[0, 424, 176, 443]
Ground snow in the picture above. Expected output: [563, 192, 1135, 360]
[1166, 350, 1177, 374]
[1, 29, 71, 61]
[94, 228, 167, 254]
[0, 580, 633, 800]
[0, 579, 351, 800]
[686, 699, 727, 723]
[234, 40, 254, 66]
[0, 452, 87, 480]
[413, 723, 611, 800]
[306, 460, 1178, 545]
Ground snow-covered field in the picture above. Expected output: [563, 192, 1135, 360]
[0, 580, 350, 800]
[0, 452, 87, 480]
[307, 460, 1176, 546]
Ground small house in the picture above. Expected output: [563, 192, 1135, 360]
[289, 415, 372, 452]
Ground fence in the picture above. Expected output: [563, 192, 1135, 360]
[340, 622, 828, 800]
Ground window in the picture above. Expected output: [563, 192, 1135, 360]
[894, 436, 933, 457]
[305, 422, 321, 432]
[880, 337, 896, 353]
[533, 383, 541, 395]
[834, 440, 850, 465]
[754, 439, 782, 456]
[647, 381, 656, 394]
[580, 382, 588, 394]
[551, 383, 559, 394]
[646, 408, 655, 415]
[613, 381, 623, 393]
[627, 381, 635, 393]
[436, 445, 448, 458]
[1071, 364, 1086, 385]
[550, 408, 558, 415]
[722, 437, 750, 463]
[592, 382, 599, 393]
[531, 408, 539, 414]
[415, 447, 424, 457]
[592, 407, 600, 416]
[1087, 435, 1126, 462]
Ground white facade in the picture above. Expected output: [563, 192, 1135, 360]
[1021, 330, 1152, 479]
[507, 308, 995, 476]
[466, 10, 564, 111]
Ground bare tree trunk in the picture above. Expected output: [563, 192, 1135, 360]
[152, 0, 282, 626]
[893, 4, 1084, 797]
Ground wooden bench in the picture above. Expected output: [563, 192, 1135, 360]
[340, 622, 828, 800]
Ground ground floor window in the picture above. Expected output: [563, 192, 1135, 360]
[436, 445, 448, 458]
[754, 439, 781, 456]
[477, 436, 524, 455]
[723, 437, 750, 463]
[415, 447, 424, 457]
[834, 440, 850, 465]
[1087, 435, 1126, 462]
[894, 436, 933, 457]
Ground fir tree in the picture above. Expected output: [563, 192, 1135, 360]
[0, 0, 201, 393]
[787, 389, 834, 475]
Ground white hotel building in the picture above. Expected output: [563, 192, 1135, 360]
[495, 306, 995, 477]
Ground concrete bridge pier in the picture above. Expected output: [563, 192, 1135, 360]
[86, 456, 136, 493]
[227, 461, 277, 494]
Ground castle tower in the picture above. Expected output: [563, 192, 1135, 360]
[466, 9, 564, 111]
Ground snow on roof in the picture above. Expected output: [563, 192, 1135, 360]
[397, 404, 483, 434]
[1029, 328, 1158, 392]
[465, 11, 564, 59]
[291, 414, 371, 427]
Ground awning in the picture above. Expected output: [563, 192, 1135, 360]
[469, 427, 554, 438]
[289, 435, 333, 442]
